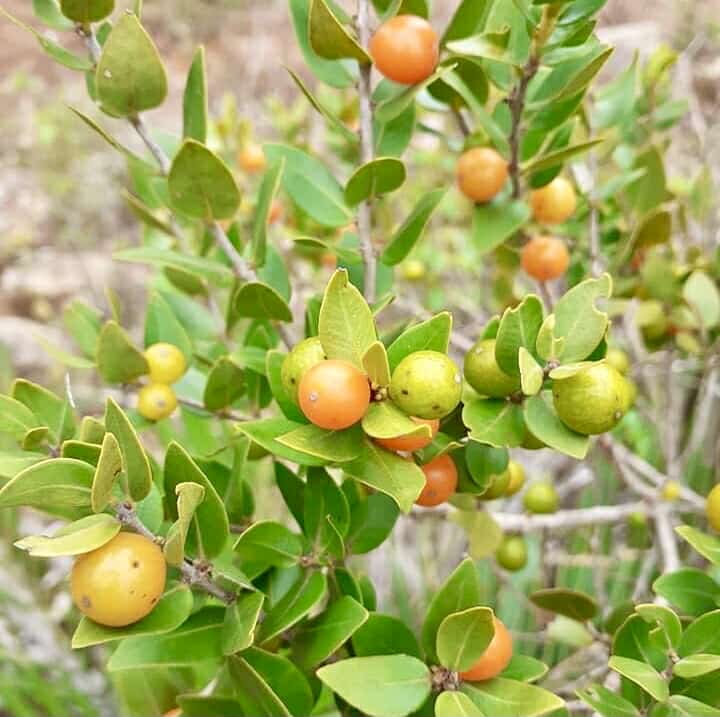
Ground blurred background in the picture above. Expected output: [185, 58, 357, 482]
[0, 0, 719, 715]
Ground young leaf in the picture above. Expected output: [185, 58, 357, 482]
[608, 656, 669, 702]
[318, 269, 376, 368]
[529, 588, 598, 622]
[222, 590, 265, 655]
[252, 159, 285, 267]
[344, 439, 425, 513]
[519, 348, 544, 395]
[96, 13, 167, 116]
[91, 432, 122, 512]
[183, 46, 208, 143]
[72, 584, 193, 648]
[14, 513, 120, 557]
[163, 482, 206, 567]
[361, 401, 432, 441]
[234, 520, 304, 568]
[105, 398, 152, 502]
[96, 321, 149, 384]
[317, 655, 431, 717]
[437, 606, 495, 671]
[523, 392, 589, 459]
[386, 312, 452, 372]
[292, 596, 369, 669]
[168, 140, 241, 221]
[381, 188, 446, 265]
[363, 341, 391, 388]
[462, 399, 525, 447]
[345, 158, 406, 206]
[309, 0, 370, 63]
[277, 423, 364, 463]
[495, 295, 544, 376]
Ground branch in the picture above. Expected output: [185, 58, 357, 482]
[356, 0, 376, 303]
[115, 502, 235, 604]
[654, 504, 680, 574]
[129, 114, 171, 174]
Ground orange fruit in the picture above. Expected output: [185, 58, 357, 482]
[457, 147, 508, 203]
[521, 236, 570, 281]
[416, 454, 458, 507]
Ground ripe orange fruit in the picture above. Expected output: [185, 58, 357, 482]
[459, 617, 513, 681]
[530, 177, 577, 224]
[416, 454, 457, 507]
[71, 533, 166, 627]
[298, 360, 370, 430]
[144, 342, 187, 385]
[376, 417, 439, 452]
[238, 143, 266, 173]
[369, 15, 438, 85]
[137, 384, 177, 422]
[457, 147, 508, 203]
[521, 236, 570, 281]
[163, 710, 182, 717]
[268, 199, 283, 224]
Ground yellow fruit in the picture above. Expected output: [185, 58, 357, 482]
[138, 384, 177, 422]
[505, 461, 526, 496]
[401, 259, 427, 281]
[480, 469, 511, 501]
[144, 343, 187, 385]
[71, 533, 166, 627]
[530, 177, 577, 224]
[706, 484, 720, 532]
[523, 481, 558, 514]
[605, 348, 630, 375]
[457, 147, 508, 203]
[662, 480, 681, 502]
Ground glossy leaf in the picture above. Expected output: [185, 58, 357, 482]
[530, 588, 598, 621]
[345, 157, 406, 206]
[576, 684, 639, 717]
[237, 418, 329, 466]
[653, 569, 720, 617]
[234, 520, 303, 568]
[362, 341, 391, 388]
[437, 606, 495, 671]
[523, 392, 589, 459]
[386, 312, 452, 372]
[233, 282, 293, 323]
[608, 656, 669, 702]
[277, 423, 363, 463]
[351, 612, 422, 658]
[462, 679, 565, 717]
[203, 357, 246, 412]
[495, 296, 544, 376]
[163, 481, 205, 567]
[361, 401, 432, 440]
[435, 691, 484, 717]
[222, 590, 265, 655]
[15, 513, 120, 557]
[471, 200, 531, 255]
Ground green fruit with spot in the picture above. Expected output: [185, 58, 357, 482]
[496, 535, 528, 571]
[464, 339, 521, 398]
[281, 337, 326, 402]
[480, 468, 511, 500]
[552, 363, 629, 435]
[605, 348, 630, 375]
[523, 481, 558, 514]
[389, 350, 462, 420]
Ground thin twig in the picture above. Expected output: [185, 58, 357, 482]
[452, 107, 471, 138]
[491, 502, 648, 532]
[654, 504, 680, 574]
[129, 114, 171, 174]
[356, 0, 376, 303]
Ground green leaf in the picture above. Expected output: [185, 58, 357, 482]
[626, 146, 667, 214]
[363, 341, 391, 387]
[113, 247, 234, 286]
[495, 295, 544, 376]
[660, 696, 720, 717]
[168, 139, 240, 220]
[361, 401, 432, 441]
[309, 0, 370, 62]
[234, 520, 303, 568]
[344, 439, 425, 513]
[303, 468, 350, 552]
[462, 399, 524, 448]
[34, 0, 73, 29]
[676, 525, 720, 566]
[0, 395, 40, 438]
[258, 571, 328, 643]
[318, 269, 376, 368]
[441, 0, 487, 44]
[105, 397, 152, 502]
[635, 603, 682, 649]
[91, 433, 122, 512]
[683, 271, 720, 330]
[96, 321, 149, 384]
[12, 379, 75, 445]
[421, 558, 481, 662]
[608, 656, 669, 701]
[277, 423, 363, 463]
[678, 610, 720, 657]
[0, 8, 93, 71]
[451, 508, 503, 559]
[535, 314, 564, 362]
[529, 588, 598, 621]
[96, 13, 167, 116]
[387, 312, 452, 372]
[522, 139, 604, 174]
[108, 607, 224, 671]
[15, 513, 120, 557]
[437, 606, 495, 671]
[203, 357, 246, 412]
[674, 654, 720, 679]
[144, 293, 192, 362]
[0, 458, 93, 519]
[381, 188, 447, 265]
[436, 691, 485, 717]
[317, 655, 431, 717]
[121, 190, 175, 236]
[519, 348, 543, 395]
[502, 655, 548, 683]
[164, 443, 229, 560]
[523, 392, 589, 459]
[222, 590, 265, 655]
[182, 46, 208, 143]
[233, 281, 293, 323]
[60, 0, 114, 22]
[72, 584, 193, 648]
[237, 418, 329, 466]
[264, 143, 352, 227]
[462, 679, 565, 717]
[266, 351, 306, 422]
[471, 200, 531, 255]
[253, 159, 285, 267]
[576, 684, 640, 717]
[163, 481, 205, 567]
[0, 451, 46, 479]
[351, 612, 422, 658]
[345, 158, 406, 206]
[292, 596, 369, 669]
[653, 569, 720, 616]
[226, 654, 291, 717]
[554, 273, 612, 362]
[346, 491, 399, 555]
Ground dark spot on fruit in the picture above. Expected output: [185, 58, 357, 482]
[290, 378, 296, 384]
[402, 389, 409, 395]
[151, 597, 158, 604]
[132, 560, 140, 568]
[432, 404, 440, 410]
[81, 595, 92, 609]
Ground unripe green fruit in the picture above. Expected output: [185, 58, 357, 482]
[480, 469, 511, 501]
[505, 460, 525, 496]
[622, 378, 637, 412]
[496, 535, 528, 571]
[706, 484, 720, 532]
[464, 339, 521, 398]
[637, 300, 669, 341]
[605, 348, 630, 375]
[552, 363, 629, 435]
[523, 481, 558, 514]
[389, 351, 462, 420]
[662, 480, 681, 502]
[281, 337, 326, 402]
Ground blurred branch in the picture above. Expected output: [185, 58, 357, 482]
[491, 501, 648, 531]
[654, 504, 680, 574]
